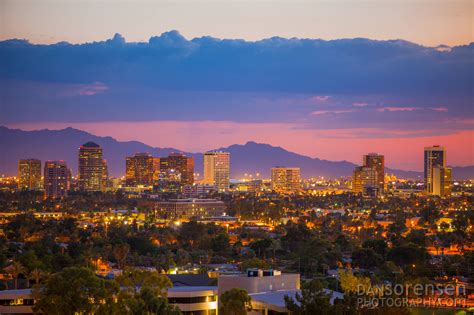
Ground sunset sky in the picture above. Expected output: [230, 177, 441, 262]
[0, 0, 473, 171]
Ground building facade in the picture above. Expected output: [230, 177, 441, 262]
[424, 146, 447, 195]
[78, 142, 106, 191]
[432, 166, 452, 197]
[126, 153, 154, 186]
[18, 159, 42, 190]
[160, 153, 194, 186]
[363, 153, 385, 192]
[44, 160, 69, 199]
[155, 198, 226, 221]
[218, 270, 301, 314]
[352, 166, 378, 196]
[203, 152, 230, 192]
[101, 159, 108, 189]
[271, 167, 301, 193]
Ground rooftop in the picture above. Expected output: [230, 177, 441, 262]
[81, 141, 100, 148]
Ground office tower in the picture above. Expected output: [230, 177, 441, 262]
[44, 160, 69, 198]
[125, 153, 154, 186]
[203, 151, 230, 192]
[352, 166, 378, 196]
[424, 146, 446, 194]
[363, 153, 385, 192]
[160, 153, 194, 185]
[271, 167, 301, 193]
[153, 157, 161, 182]
[18, 159, 42, 190]
[101, 159, 108, 190]
[78, 142, 105, 191]
[432, 166, 452, 197]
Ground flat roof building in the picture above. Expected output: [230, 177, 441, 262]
[203, 152, 230, 192]
[271, 167, 301, 193]
[44, 160, 69, 199]
[155, 198, 226, 221]
[18, 159, 42, 190]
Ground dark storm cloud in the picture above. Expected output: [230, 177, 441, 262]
[0, 30, 472, 128]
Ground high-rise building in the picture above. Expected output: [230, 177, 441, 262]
[18, 159, 42, 190]
[271, 167, 301, 193]
[352, 166, 378, 196]
[352, 153, 385, 197]
[126, 153, 154, 186]
[78, 142, 106, 191]
[203, 152, 230, 192]
[153, 157, 161, 182]
[432, 166, 452, 197]
[44, 160, 69, 199]
[101, 159, 108, 190]
[160, 153, 194, 185]
[424, 146, 446, 194]
[363, 153, 385, 192]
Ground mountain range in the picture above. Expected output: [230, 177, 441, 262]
[0, 126, 472, 180]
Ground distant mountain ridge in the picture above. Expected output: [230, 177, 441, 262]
[0, 126, 472, 180]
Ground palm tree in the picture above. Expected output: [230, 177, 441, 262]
[9, 261, 26, 290]
[28, 269, 43, 287]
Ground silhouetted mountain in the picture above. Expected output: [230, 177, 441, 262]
[215, 142, 356, 178]
[0, 126, 178, 177]
[0, 126, 472, 180]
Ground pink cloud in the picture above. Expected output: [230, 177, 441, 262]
[311, 109, 355, 116]
[352, 102, 368, 107]
[377, 106, 420, 112]
[311, 95, 330, 102]
[57, 82, 109, 97]
[430, 107, 449, 112]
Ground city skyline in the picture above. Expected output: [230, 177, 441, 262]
[2, 124, 471, 173]
[0, 2, 472, 314]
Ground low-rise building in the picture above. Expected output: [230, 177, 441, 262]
[155, 199, 226, 221]
[218, 269, 300, 314]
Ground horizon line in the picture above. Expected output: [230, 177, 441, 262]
[2, 125, 471, 173]
[2, 30, 473, 48]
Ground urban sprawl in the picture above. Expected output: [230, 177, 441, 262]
[0, 142, 472, 314]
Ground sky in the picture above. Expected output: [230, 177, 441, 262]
[0, 0, 473, 171]
[1, 0, 473, 47]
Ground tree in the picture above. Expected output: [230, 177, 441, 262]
[240, 257, 269, 271]
[351, 248, 383, 269]
[115, 268, 180, 315]
[123, 286, 182, 315]
[28, 268, 44, 287]
[284, 279, 334, 315]
[338, 270, 371, 295]
[116, 267, 172, 296]
[249, 238, 272, 258]
[9, 261, 26, 290]
[362, 239, 387, 257]
[219, 288, 252, 315]
[387, 244, 428, 267]
[33, 267, 119, 315]
[113, 243, 130, 269]
[212, 232, 231, 255]
[406, 229, 427, 246]
[178, 221, 206, 248]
